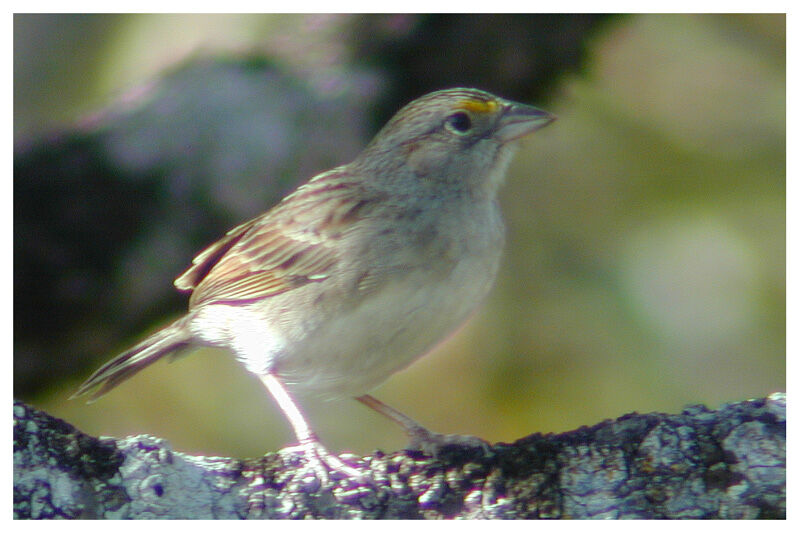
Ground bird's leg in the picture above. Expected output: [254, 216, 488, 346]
[356, 394, 491, 457]
[260, 374, 363, 484]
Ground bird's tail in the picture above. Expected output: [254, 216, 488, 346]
[71, 317, 192, 402]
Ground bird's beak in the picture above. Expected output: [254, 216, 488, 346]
[495, 103, 556, 143]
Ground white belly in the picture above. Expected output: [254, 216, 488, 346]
[273, 248, 500, 397]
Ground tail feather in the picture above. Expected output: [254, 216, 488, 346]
[72, 318, 192, 402]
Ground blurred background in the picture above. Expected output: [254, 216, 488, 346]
[14, 14, 784, 458]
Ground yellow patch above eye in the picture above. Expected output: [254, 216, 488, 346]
[457, 99, 498, 114]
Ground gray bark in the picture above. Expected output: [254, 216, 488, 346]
[13, 393, 785, 519]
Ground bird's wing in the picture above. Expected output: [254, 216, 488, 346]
[175, 169, 379, 308]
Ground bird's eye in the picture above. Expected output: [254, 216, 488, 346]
[446, 112, 472, 134]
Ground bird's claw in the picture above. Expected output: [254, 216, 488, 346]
[280, 439, 365, 487]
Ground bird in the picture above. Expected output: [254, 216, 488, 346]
[73, 87, 555, 482]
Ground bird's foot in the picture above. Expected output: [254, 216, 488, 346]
[280, 438, 365, 487]
[406, 426, 493, 459]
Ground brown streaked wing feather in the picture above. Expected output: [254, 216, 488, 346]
[174, 218, 261, 292]
[180, 170, 375, 308]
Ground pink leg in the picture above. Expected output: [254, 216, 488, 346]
[356, 394, 491, 456]
[260, 374, 363, 482]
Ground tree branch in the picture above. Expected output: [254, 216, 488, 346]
[13, 394, 785, 519]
